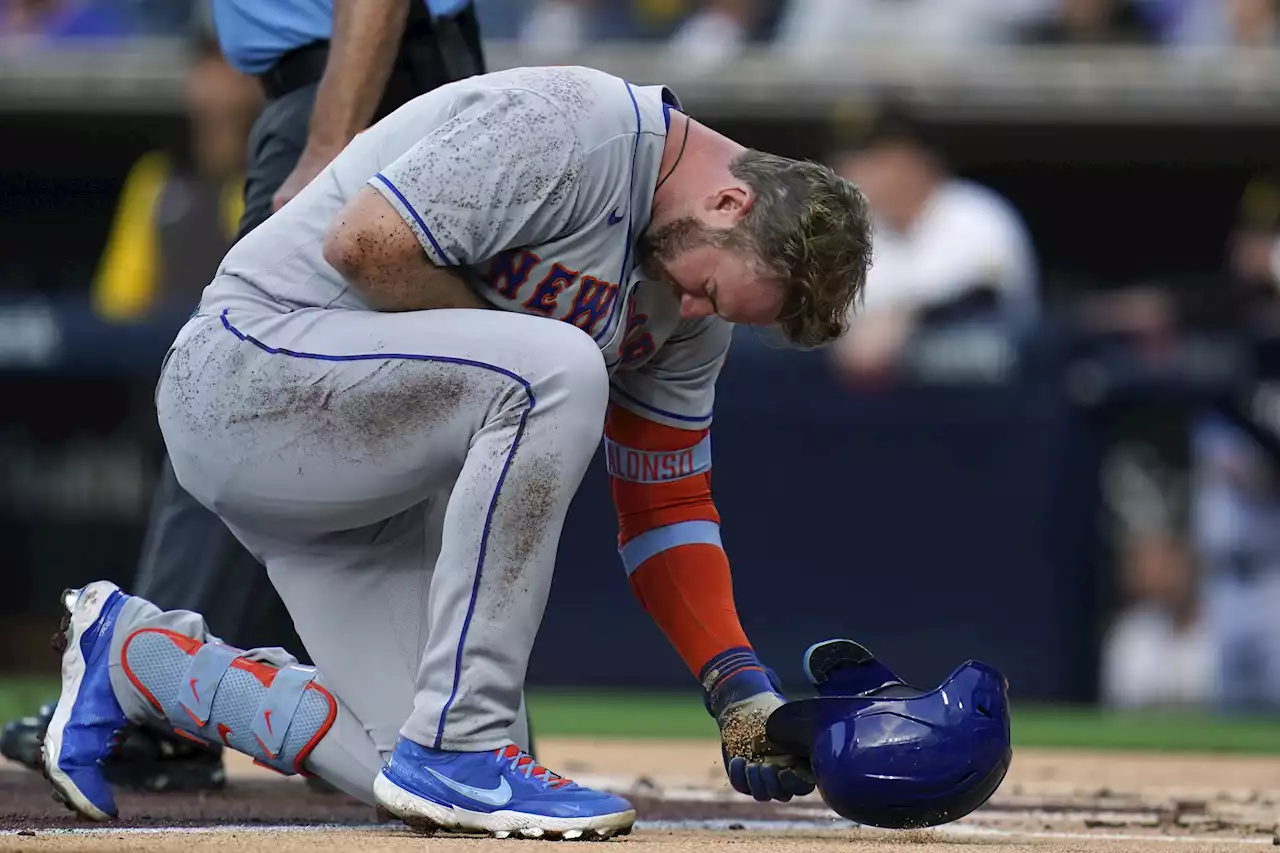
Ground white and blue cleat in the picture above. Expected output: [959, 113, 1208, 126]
[41, 581, 131, 821]
[374, 737, 636, 840]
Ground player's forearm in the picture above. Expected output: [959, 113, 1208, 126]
[324, 186, 488, 311]
[342, 256, 486, 312]
[307, 0, 410, 154]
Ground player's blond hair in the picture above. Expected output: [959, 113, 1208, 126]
[728, 151, 873, 348]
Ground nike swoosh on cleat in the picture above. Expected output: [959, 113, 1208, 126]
[424, 767, 513, 807]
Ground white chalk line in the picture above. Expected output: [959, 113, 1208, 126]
[1, 820, 1274, 845]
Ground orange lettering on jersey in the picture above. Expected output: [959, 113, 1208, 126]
[523, 263, 579, 315]
[620, 294, 655, 364]
[564, 276, 619, 334]
[490, 250, 541, 300]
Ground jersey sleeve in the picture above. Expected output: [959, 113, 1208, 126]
[367, 89, 585, 267]
[609, 318, 732, 430]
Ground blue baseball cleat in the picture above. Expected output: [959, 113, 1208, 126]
[42, 581, 131, 821]
[374, 737, 636, 840]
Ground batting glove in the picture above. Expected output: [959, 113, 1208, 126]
[702, 650, 816, 803]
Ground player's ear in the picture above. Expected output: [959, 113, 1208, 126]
[705, 186, 751, 227]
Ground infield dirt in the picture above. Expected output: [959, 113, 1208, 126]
[2, 738, 1278, 852]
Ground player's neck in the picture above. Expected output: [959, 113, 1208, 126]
[651, 115, 745, 221]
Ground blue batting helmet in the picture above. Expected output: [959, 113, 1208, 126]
[766, 640, 1011, 829]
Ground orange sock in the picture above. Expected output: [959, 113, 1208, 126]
[628, 543, 750, 678]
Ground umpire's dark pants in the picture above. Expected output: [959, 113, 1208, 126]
[134, 10, 486, 658]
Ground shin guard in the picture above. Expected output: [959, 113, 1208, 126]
[121, 629, 336, 776]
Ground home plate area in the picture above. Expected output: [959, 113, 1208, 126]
[2, 739, 1278, 852]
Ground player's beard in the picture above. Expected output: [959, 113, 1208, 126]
[636, 215, 729, 292]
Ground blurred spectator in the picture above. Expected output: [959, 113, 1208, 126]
[829, 110, 1038, 381]
[512, 0, 589, 57]
[1183, 172, 1280, 711]
[1212, 174, 1280, 327]
[1100, 528, 1214, 708]
[1191, 410, 1280, 711]
[1083, 172, 1280, 711]
[1018, 0, 1158, 45]
[1131, 0, 1277, 49]
[665, 0, 764, 74]
[774, 0, 1051, 58]
[1132, 0, 1225, 45]
[512, 0, 781, 72]
[126, 0, 200, 37]
[1096, 429, 1213, 710]
[1223, 0, 1280, 46]
[0, 0, 131, 40]
[91, 38, 261, 321]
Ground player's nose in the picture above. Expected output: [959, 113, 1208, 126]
[680, 294, 714, 319]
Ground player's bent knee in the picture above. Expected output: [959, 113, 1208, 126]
[526, 322, 609, 410]
[121, 629, 336, 777]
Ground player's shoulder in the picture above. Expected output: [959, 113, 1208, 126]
[477, 67, 624, 120]
[482, 66, 677, 154]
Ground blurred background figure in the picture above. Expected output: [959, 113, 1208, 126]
[1221, 0, 1280, 46]
[503, 0, 782, 73]
[1185, 173, 1280, 712]
[828, 109, 1039, 382]
[1017, 0, 1159, 45]
[1098, 451, 1214, 710]
[91, 37, 261, 323]
[1120, 0, 1279, 50]
[1192, 409, 1280, 711]
[773, 0, 1050, 57]
[0, 0, 197, 40]
[1080, 170, 1280, 713]
[0, 0, 131, 40]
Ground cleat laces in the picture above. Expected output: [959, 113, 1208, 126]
[493, 744, 572, 789]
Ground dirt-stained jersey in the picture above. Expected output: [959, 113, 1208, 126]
[204, 65, 729, 430]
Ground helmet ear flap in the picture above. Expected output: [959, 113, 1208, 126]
[803, 639, 906, 697]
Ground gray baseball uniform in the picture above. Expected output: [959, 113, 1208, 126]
[107, 66, 731, 802]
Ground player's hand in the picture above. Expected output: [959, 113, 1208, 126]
[716, 691, 816, 803]
[272, 144, 342, 212]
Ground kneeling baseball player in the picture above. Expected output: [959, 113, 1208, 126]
[42, 65, 872, 840]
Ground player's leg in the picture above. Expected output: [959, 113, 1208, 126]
[153, 306, 629, 837]
[41, 580, 385, 820]
[41, 485, 516, 816]
[44, 487, 538, 819]
[250, 489, 534, 758]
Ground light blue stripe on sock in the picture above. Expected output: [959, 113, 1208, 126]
[619, 520, 722, 576]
